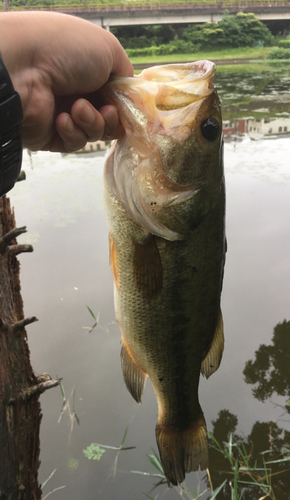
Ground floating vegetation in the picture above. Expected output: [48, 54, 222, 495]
[83, 444, 106, 461]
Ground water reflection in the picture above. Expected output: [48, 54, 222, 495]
[244, 320, 290, 409]
[217, 63, 290, 142]
[204, 320, 290, 500]
[223, 117, 290, 141]
[209, 410, 290, 500]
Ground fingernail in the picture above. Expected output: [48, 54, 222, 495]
[78, 101, 95, 125]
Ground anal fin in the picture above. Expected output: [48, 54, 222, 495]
[121, 342, 147, 404]
[201, 308, 224, 379]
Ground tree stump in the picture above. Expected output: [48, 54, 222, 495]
[0, 195, 59, 500]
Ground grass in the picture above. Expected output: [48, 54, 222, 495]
[41, 469, 66, 499]
[81, 423, 290, 499]
[132, 448, 226, 499]
[131, 47, 273, 66]
[58, 382, 80, 435]
[132, 435, 290, 500]
[82, 305, 100, 334]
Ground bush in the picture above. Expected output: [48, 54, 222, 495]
[126, 40, 200, 58]
[112, 24, 175, 50]
[278, 39, 290, 49]
[182, 12, 274, 50]
[267, 47, 290, 59]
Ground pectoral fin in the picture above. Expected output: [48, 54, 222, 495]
[121, 341, 147, 404]
[133, 236, 162, 298]
[201, 309, 224, 379]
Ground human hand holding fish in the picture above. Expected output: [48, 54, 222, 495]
[0, 12, 133, 152]
[102, 61, 226, 485]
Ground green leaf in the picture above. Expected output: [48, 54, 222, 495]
[233, 459, 239, 498]
[59, 381, 66, 403]
[87, 305, 97, 321]
[83, 444, 106, 461]
[265, 456, 290, 464]
[209, 480, 227, 499]
[120, 425, 128, 448]
[146, 452, 164, 475]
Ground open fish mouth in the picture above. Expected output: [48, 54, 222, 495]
[102, 61, 222, 241]
[106, 60, 216, 137]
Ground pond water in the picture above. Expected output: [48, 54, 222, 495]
[9, 61, 290, 500]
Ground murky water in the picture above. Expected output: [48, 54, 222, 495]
[9, 62, 290, 499]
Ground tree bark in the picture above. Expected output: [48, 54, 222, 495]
[0, 195, 58, 500]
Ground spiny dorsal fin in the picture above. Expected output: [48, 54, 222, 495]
[121, 342, 147, 404]
[201, 308, 224, 379]
[132, 236, 162, 298]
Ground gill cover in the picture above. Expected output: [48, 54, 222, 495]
[103, 61, 217, 241]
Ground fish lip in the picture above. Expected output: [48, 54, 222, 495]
[108, 60, 216, 111]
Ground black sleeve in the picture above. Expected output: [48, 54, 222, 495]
[0, 58, 23, 197]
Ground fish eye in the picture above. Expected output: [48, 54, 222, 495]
[201, 118, 220, 141]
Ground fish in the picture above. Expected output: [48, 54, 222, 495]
[102, 60, 226, 486]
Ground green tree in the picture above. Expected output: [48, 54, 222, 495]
[111, 24, 174, 49]
[182, 13, 274, 50]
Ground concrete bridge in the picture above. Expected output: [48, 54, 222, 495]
[44, 2, 290, 29]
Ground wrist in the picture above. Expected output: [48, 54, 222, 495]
[0, 58, 23, 197]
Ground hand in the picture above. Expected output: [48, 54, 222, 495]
[0, 12, 133, 152]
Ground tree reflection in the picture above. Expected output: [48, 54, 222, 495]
[243, 319, 290, 404]
[207, 319, 290, 499]
[208, 410, 290, 500]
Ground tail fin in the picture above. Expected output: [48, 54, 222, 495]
[155, 412, 208, 486]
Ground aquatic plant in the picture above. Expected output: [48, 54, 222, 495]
[58, 383, 80, 434]
[132, 434, 290, 500]
[83, 425, 136, 478]
[41, 469, 66, 499]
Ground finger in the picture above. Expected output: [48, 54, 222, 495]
[71, 99, 105, 142]
[99, 105, 125, 141]
[56, 112, 88, 153]
[106, 30, 134, 78]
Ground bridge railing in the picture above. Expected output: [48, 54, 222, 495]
[2, 0, 290, 11]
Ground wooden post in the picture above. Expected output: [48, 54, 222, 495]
[0, 195, 59, 500]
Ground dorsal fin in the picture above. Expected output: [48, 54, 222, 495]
[201, 308, 224, 379]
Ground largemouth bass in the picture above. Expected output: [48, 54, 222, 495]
[102, 61, 225, 485]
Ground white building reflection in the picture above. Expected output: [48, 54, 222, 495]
[247, 117, 289, 140]
[223, 117, 290, 141]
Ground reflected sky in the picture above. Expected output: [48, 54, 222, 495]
[8, 65, 290, 499]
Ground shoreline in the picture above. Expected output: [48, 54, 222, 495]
[133, 57, 265, 69]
